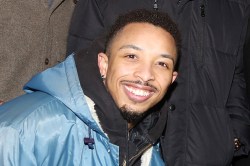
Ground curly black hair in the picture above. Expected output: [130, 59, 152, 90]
[104, 9, 181, 61]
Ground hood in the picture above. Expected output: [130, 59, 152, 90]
[74, 37, 128, 161]
[23, 54, 104, 135]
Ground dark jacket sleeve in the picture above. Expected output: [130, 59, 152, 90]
[228, 15, 250, 157]
[67, 0, 106, 55]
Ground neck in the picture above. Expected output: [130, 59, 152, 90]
[128, 123, 134, 130]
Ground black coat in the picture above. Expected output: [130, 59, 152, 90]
[67, 0, 250, 165]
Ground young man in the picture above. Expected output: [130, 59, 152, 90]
[67, 1, 250, 165]
[0, 9, 180, 165]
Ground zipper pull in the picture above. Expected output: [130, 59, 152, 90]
[84, 127, 95, 149]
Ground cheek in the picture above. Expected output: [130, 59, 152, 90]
[106, 67, 127, 93]
[157, 75, 173, 92]
[107, 64, 131, 81]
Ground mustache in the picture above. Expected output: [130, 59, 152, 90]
[121, 80, 158, 91]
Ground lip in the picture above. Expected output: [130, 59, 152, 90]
[122, 82, 156, 103]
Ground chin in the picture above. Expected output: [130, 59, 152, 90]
[119, 105, 148, 124]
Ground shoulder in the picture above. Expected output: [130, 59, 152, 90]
[0, 91, 75, 129]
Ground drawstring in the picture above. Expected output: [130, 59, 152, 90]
[84, 127, 95, 149]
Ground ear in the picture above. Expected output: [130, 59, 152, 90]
[98, 52, 109, 77]
[171, 71, 178, 83]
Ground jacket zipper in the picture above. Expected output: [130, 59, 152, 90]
[198, 1, 206, 66]
[123, 124, 129, 166]
[200, 4, 205, 17]
[123, 123, 153, 166]
[153, 0, 158, 10]
[129, 144, 152, 164]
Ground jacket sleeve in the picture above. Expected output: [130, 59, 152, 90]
[67, 0, 106, 55]
[227, 15, 250, 157]
[0, 127, 36, 165]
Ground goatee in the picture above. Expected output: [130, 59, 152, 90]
[119, 105, 147, 124]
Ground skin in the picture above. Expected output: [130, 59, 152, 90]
[98, 22, 178, 127]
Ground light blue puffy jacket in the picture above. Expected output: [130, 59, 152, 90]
[0, 55, 165, 166]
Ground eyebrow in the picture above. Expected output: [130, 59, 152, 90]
[161, 54, 175, 64]
[119, 44, 142, 51]
[119, 44, 175, 64]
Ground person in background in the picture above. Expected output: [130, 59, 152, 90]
[0, 0, 76, 102]
[67, 0, 250, 165]
[0, 9, 181, 165]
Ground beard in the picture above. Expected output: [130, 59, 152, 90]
[119, 105, 147, 124]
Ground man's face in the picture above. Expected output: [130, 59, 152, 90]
[98, 23, 177, 124]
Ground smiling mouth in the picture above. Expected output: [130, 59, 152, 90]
[125, 86, 151, 97]
[123, 83, 156, 103]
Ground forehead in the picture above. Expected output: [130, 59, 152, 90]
[110, 22, 177, 61]
[117, 22, 169, 38]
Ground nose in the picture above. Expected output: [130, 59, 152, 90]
[134, 63, 155, 82]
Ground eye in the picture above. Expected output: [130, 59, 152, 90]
[158, 62, 169, 68]
[125, 54, 137, 59]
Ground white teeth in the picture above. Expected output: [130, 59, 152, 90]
[125, 86, 150, 97]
